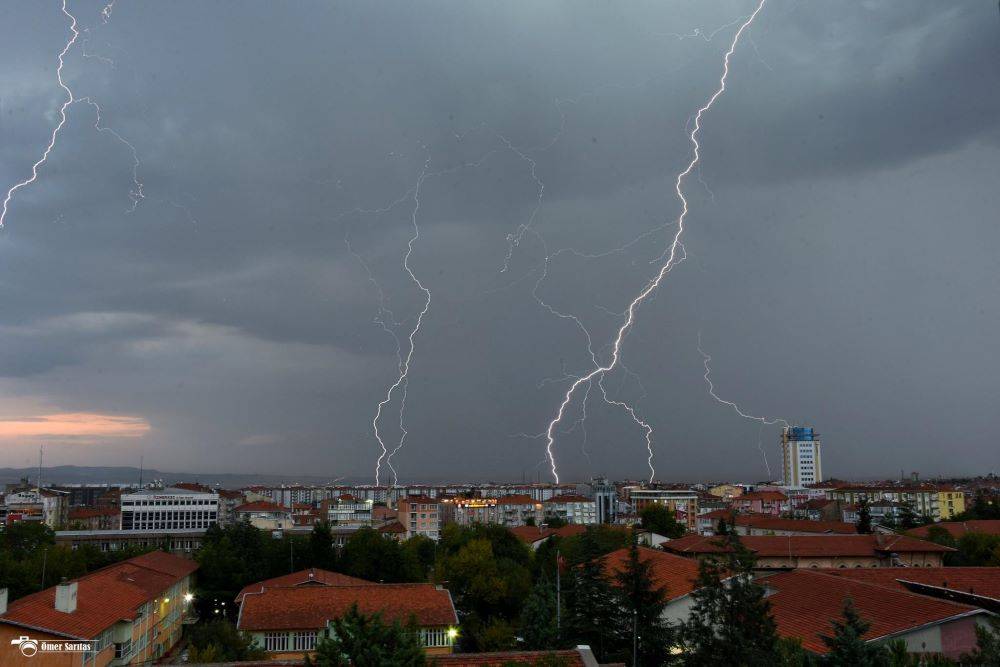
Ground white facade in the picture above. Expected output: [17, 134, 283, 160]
[121, 487, 219, 531]
[781, 427, 822, 486]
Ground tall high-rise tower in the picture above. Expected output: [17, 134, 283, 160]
[781, 426, 822, 486]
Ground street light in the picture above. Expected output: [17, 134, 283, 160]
[184, 593, 194, 603]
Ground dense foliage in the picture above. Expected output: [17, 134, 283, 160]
[305, 605, 426, 667]
[0, 522, 157, 602]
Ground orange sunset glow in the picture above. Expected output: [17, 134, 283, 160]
[0, 412, 151, 440]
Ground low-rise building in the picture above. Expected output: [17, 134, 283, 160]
[55, 528, 207, 555]
[825, 486, 943, 520]
[233, 500, 293, 530]
[236, 581, 459, 659]
[449, 497, 499, 526]
[907, 520, 1000, 541]
[4, 488, 70, 529]
[764, 569, 991, 660]
[731, 491, 789, 517]
[0, 551, 197, 665]
[664, 534, 954, 569]
[67, 507, 121, 530]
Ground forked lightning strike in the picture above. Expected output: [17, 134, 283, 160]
[541, 0, 767, 483]
[1, 0, 143, 229]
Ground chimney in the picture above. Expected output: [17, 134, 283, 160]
[55, 580, 77, 613]
[0, 588, 7, 615]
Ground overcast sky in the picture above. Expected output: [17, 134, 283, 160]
[0, 1, 998, 484]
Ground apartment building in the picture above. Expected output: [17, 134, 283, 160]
[495, 495, 544, 527]
[0, 551, 197, 666]
[397, 496, 440, 539]
[825, 486, 947, 520]
[543, 495, 598, 525]
[321, 495, 374, 525]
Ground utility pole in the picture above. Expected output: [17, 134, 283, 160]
[555, 548, 561, 633]
[632, 611, 638, 666]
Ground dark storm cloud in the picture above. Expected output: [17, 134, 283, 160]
[0, 0, 997, 480]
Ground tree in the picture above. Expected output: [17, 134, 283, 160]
[897, 501, 920, 530]
[308, 522, 339, 571]
[819, 599, 887, 666]
[856, 499, 873, 534]
[613, 537, 673, 666]
[680, 534, 780, 666]
[187, 619, 266, 663]
[639, 504, 686, 539]
[961, 615, 1000, 665]
[716, 517, 731, 536]
[545, 515, 568, 528]
[953, 532, 1000, 567]
[563, 531, 622, 662]
[306, 605, 425, 667]
[520, 576, 560, 649]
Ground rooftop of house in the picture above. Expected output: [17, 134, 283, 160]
[0, 551, 197, 640]
[736, 491, 789, 502]
[601, 546, 714, 602]
[233, 500, 288, 513]
[235, 567, 372, 603]
[763, 569, 985, 654]
[663, 534, 953, 558]
[509, 524, 588, 544]
[732, 513, 857, 535]
[908, 520, 1000, 539]
[236, 583, 458, 631]
[819, 567, 1000, 604]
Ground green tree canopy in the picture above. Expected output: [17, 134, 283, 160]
[306, 605, 425, 667]
[819, 598, 887, 666]
[639, 504, 686, 539]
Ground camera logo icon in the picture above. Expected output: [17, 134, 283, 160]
[11, 636, 39, 657]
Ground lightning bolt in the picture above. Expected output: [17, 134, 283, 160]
[698, 332, 786, 478]
[539, 0, 767, 483]
[1, 0, 143, 229]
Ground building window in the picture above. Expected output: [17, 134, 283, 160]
[292, 631, 317, 651]
[115, 639, 133, 659]
[265, 632, 289, 652]
[421, 628, 451, 647]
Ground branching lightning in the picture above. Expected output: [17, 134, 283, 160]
[1, 0, 143, 229]
[538, 0, 767, 483]
[698, 332, 786, 478]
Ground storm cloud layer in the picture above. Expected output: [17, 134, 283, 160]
[1, 1, 998, 482]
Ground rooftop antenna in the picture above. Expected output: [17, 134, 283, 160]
[37, 446, 43, 497]
[138, 455, 144, 489]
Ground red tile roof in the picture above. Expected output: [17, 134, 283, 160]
[235, 568, 372, 602]
[764, 569, 984, 653]
[908, 520, 1000, 540]
[496, 494, 537, 505]
[509, 524, 587, 544]
[0, 552, 197, 639]
[601, 546, 709, 601]
[237, 584, 457, 631]
[732, 514, 857, 535]
[377, 520, 407, 534]
[431, 649, 588, 666]
[664, 534, 952, 558]
[820, 567, 1000, 603]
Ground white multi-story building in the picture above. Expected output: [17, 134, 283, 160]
[121, 487, 219, 531]
[781, 426, 823, 486]
[543, 495, 598, 525]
